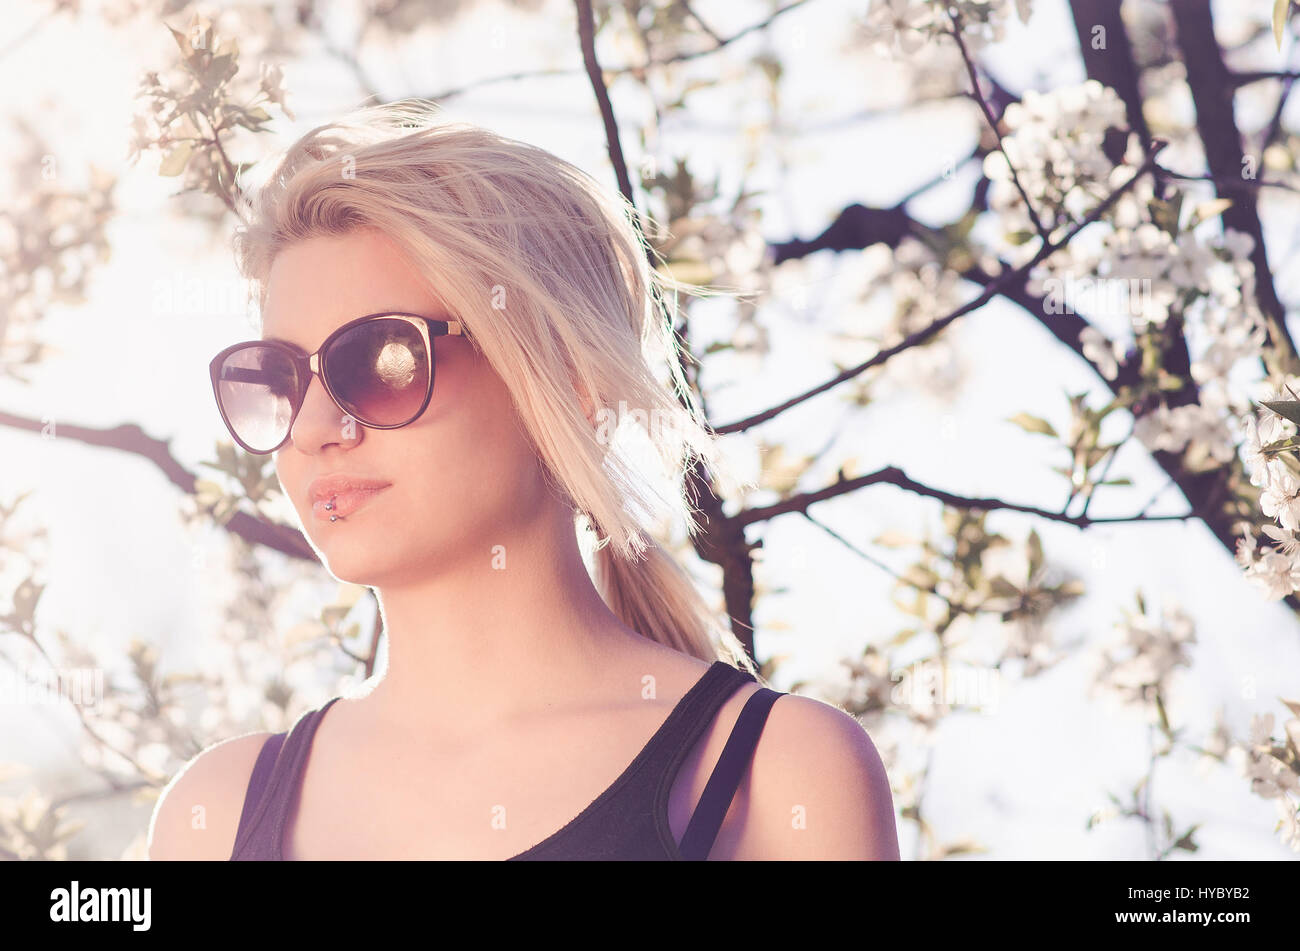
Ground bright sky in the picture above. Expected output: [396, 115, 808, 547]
[0, 0, 1297, 859]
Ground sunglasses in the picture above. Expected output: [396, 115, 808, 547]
[209, 312, 466, 455]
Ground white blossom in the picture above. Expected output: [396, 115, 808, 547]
[985, 80, 1143, 251]
[859, 0, 1035, 57]
[1234, 527, 1258, 570]
[1241, 413, 1286, 487]
[1079, 325, 1123, 380]
[1260, 523, 1300, 557]
[1245, 549, 1300, 600]
[1260, 466, 1300, 532]
[1133, 402, 1237, 464]
[1248, 712, 1275, 751]
[1094, 602, 1195, 708]
[858, 0, 935, 54]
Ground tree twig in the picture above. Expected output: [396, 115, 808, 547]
[737, 464, 1194, 530]
[428, 0, 810, 101]
[713, 142, 1167, 435]
[946, 5, 1050, 242]
[0, 410, 316, 562]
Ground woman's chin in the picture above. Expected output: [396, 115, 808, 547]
[311, 539, 394, 585]
[323, 560, 387, 587]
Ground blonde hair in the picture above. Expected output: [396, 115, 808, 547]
[231, 99, 758, 675]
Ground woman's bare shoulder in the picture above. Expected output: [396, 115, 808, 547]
[734, 695, 901, 859]
[147, 730, 278, 861]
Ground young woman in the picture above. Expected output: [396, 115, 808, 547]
[148, 101, 899, 860]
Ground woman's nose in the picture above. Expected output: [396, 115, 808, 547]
[289, 374, 361, 453]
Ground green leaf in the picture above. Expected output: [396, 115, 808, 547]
[901, 563, 940, 590]
[1262, 399, 1300, 426]
[1148, 193, 1184, 237]
[1100, 476, 1133, 486]
[201, 53, 238, 90]
[1006, 229, 1035, 246]
[1007, 412, 1058, 438]
[1171, 824, 1200, 853]
[1026, 528, 1043, 579]
[943, 208, 980, 243]
[1094, 399, 1124, 422]
[1275, 0, 1291, 51]
[940, 507, 961, 535]
[891, 588, 928, 619]
[940, 840, 987, 857]
[158, 141, 193, 177]
[988, 576, 1021, 599]
[1058, 579, 1087, 597]
[887, 627, 919, 647]
[166, 23, 191, 58]
[233, 107, 273, 132]
[1187, 198, 1233, 230]
[660, 259, 713, 285]
[320, 604, 350, 627]
[11, 575, 44, 636]
[1284, 718, 1300, 760]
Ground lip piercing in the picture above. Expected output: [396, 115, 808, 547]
[325, 496, 340, 522]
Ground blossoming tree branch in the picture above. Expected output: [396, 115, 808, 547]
[0, 0, 1297, 859]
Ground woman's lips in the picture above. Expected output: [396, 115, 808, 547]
[311, 485, 391, 522]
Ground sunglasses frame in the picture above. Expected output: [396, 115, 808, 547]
[209, 311, 466, 455]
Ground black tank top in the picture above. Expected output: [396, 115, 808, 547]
[229, 660, 784, 860]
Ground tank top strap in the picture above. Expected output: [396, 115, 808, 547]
[677, 685, 783, 860]
[233, 731, 285, 846]
[229, 696, 341, 860]
[638, 662, 775, 853]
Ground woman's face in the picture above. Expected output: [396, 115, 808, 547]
[262, 227, 557, 585]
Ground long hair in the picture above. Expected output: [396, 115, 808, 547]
[230, 99, 758, 676]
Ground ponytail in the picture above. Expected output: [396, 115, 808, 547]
[587, 513, 760, 679]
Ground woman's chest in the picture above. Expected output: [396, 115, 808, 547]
[282, 700, 748, 860]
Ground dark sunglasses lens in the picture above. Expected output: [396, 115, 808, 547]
[324, 318, 430, 426]
[215, 346, 298, 452]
